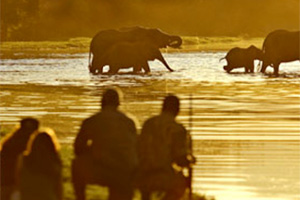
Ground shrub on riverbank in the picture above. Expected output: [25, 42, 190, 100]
[0, 36, 262, 59]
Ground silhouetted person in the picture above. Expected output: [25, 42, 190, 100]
[18, 130, 62, 200]
[137, 95, 193, 200]
[73, 88, 138, 200]
[0, 118, 39, 200]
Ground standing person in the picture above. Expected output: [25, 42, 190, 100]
[0, 118, 39, 200]
[137, 95, 194, 200]
[73, 88, 138, 200]
[18, 129, 63, 200]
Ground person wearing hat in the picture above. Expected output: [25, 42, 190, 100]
[73, 88, 138, 200]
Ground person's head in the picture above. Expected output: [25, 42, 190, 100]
[32, 133, 56, 154]
[101, 88, 121, 108]
[162, 95, 180, 116]
[24, 129, 61, 175]
[24, 128, 60, 157]
[20, 117, 39, 133]
[0, 118, 39, 150]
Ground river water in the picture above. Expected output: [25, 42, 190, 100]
[1, 52, 300, 200]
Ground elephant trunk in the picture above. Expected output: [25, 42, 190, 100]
[167, 35, 182, 48]
[89, 65, 96, 74]
[157, 55, 174, 72]
[223, 65, 232, 73]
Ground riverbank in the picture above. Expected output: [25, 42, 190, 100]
[0, 36, 263, 59]
[59, 144, 214, 200]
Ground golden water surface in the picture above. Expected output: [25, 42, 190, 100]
[1, 52, 299, 200]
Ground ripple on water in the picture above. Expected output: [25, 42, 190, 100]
[0, 52, 299, 200]
[0, 52, 300, 86]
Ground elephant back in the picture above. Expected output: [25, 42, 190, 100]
[90, 27, 182, 54]
[262, 30, 300, 63]
[90, 29, 125, 55]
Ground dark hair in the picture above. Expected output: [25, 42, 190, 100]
[162, 95, 180, 116]
[20, 118, 39, 131]
[30, 133, 57, 156]
[101, 89, 120, 108]
[25, 132, 61, 176]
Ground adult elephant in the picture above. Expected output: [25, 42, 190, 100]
[221, 45, 263, 73]
[88, 26, 182, 73]
[89, 42, 173, 74]
[260, 30, 300, 75]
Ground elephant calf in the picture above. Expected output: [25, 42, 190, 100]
[89, 42, 174, 74]
[221, 45, 263, 73]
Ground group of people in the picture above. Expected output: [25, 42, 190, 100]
[1, 88, 195, 200]
[1, 118, 62, 200]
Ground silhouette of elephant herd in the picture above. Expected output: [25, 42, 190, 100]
[88, 27, 299, 76]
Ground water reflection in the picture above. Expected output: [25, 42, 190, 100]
[1, 52, 300, 86]
[0, 52, 299, 200]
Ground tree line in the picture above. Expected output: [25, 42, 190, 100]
[1, 0, 299, 41]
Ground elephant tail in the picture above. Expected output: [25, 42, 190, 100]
[256, 61, 262, 72]
[262, 36, 268, 54]
[219, 57, 226, 62]
[88, 49, 92, 68]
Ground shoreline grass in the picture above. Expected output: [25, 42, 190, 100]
[0, 36, 263, 59]
[1, 127, 214, 200]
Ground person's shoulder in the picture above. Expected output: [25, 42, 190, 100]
[1, 131, 19, 150]
[171, 121, 187, 132]
[146, 115, 159, 123]
[115, 110, 131, 119]
[175, 121, 185, 128]
[82, 112, 102, 124]
[123, 112, 141, 127]
[142, 115, 159, 126]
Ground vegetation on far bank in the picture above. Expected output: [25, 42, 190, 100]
[1, 0, 298, 41]
[0, 36, 263, 59]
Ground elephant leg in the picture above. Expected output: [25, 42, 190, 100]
[133, 65, 142, 73]
[249, 63, 255, 73]
[94, 67, 104, 74]
[244, 61, 254, 73]
[273, 63, 280, 76]
[91, 57, 104, 74]
[260, 63, 267, 73]
[108, 65, 119, 74]
[142, 62, 150, 73]
[97, 66, 104, 74]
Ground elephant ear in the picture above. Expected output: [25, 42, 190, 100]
[144, 28, 170, 48]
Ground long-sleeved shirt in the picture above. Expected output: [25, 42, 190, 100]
[138, 112, 189, 172]
[74, 107, 138, 173]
